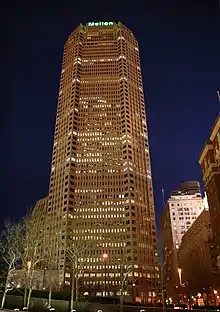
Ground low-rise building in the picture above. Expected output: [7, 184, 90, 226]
[179, 208, 214, 295]
[199, 114, 220, 269]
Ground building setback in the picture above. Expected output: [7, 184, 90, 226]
[39, 22, 159, 301]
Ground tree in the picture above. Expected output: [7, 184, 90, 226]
[22, 209, 44, 309]
[0, 221, 24, 309]
[43, 249, 59, 309]
[66, 242, 88, 310]
[114, 244, 133, 312]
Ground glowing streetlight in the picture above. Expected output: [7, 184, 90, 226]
[177, 268, 182, 285]
[103, 253, 108, 259]
[214, 290, 218, 305]
[197, 293, 201, 298]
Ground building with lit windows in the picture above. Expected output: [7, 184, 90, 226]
[40, 22, 159, 301]
[199, 114, 220, 271]
[160, 181, 205, 300]
[179, 208, 215, 295]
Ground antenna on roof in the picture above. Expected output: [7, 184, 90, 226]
[217, 90, 220, 102]
[162, 188, 165, 206]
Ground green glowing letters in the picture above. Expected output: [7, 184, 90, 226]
[88, 21, 114, 27]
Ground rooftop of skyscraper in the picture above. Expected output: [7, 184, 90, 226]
[170, 181, 201, 197]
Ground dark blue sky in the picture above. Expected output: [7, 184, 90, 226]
[2, 1, 220, 227]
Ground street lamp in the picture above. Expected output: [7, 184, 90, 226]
[103, 253, 108, 297]
[43, 267, 46, 289]
[161, 261, 167, 312]
[177, 268, 184, 303]
[177, 268, 182, 286]
[214, 290, 218, 306]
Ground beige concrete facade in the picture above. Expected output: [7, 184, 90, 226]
[8, 268, 60, 292]
[37, 22, 159, 301]
[32, 196, 48, 263]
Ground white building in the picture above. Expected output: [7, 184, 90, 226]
[161, 181, 207, 298]
[168, 181, 205, 250]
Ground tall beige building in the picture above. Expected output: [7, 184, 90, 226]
[43, 22, 159, 301]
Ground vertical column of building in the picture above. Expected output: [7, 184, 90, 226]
[32, 196, 48, 264]
[132, 29, 159, 297]
[117, 23, 159, 301]
[63, 27, 84, 286]
[73, 24, 127, 296]
[116, 24, 133, 270]
[46, 26, 83, 287]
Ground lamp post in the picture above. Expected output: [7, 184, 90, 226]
[177, 268, 182, 286]
[103, 253, 108, 297]
[132, 283, 136, 302]
[161, 261, 166, 312]
[196, 292, 201, 306]
[43, 267, 46, 290]
[214, 290, 217, 306]
[177, 268, 184, 303]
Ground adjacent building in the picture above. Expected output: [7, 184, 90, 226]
[160, 181, 205, 299]
[199, 114, 220, 269]
[8, 196, 61, 292]
[37, 22, 159, 301]
[179, 208, 214, 295]
[32, 196, 48, 263]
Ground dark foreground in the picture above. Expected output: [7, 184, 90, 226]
[76, 303, 220, 312]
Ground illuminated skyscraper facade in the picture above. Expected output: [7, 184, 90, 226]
[45, 22, 159, 301]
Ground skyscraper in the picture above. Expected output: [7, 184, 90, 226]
[44, 21, 159, 301]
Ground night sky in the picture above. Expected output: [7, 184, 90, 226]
[2, 1, 220, 228]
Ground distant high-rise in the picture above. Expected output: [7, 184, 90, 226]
[199, 114, 220, 269]
[160, 181, 205, 300]
[171, 181, 201, 196]
[43, 22, 159, 301]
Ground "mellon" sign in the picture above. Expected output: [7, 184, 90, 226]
[88, 21, 114, 27]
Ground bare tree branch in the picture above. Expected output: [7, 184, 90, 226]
[66, 241, 88, 310]
[0, 220, 25, 309]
